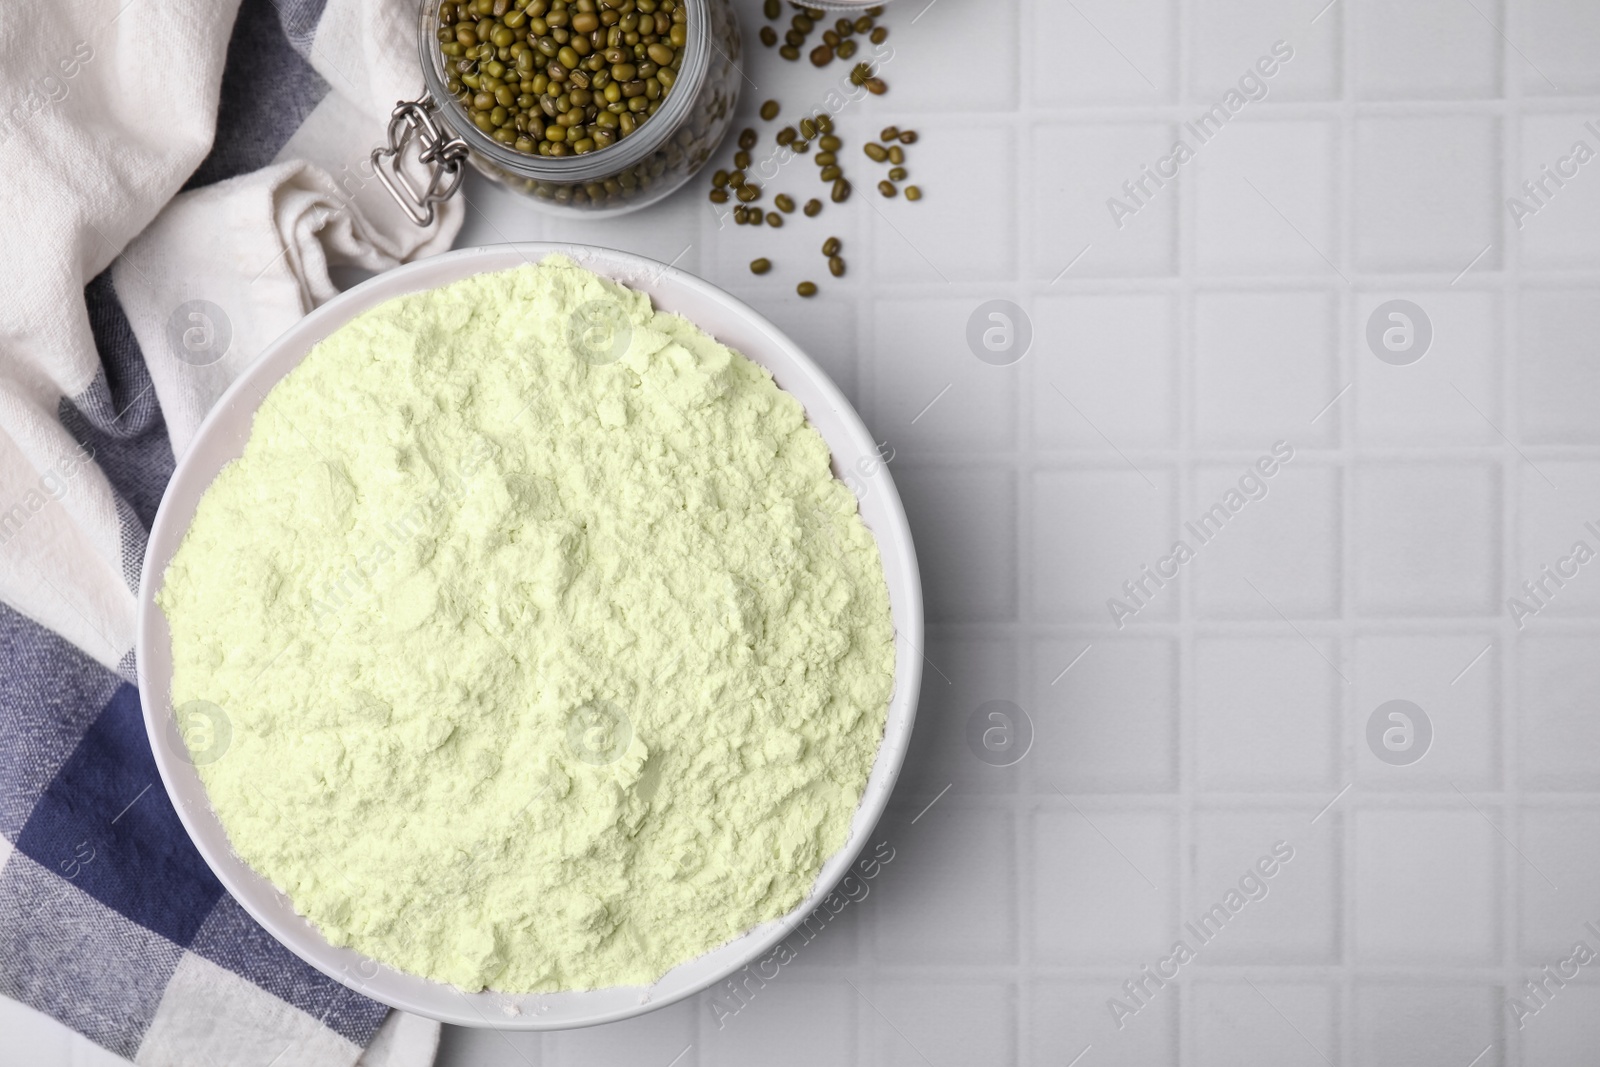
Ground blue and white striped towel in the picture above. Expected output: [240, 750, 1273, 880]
[0, 0, 461, 1062]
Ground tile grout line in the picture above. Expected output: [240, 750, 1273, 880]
[1174, 0, 1196, 1061]
[1334, 0, 1358, 1056]
[1498, 2, 1524, 1061]
[1015, 3, 1037, 1062]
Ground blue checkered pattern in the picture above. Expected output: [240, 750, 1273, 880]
[0, 0, 398, 1059]
[0, 616, 390, 1057]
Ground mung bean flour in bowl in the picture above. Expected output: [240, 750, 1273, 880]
[137, 245, 921, 1029]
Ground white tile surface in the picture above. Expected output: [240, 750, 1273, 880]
[1190, 462, 1342, 619]
[1517, 289, 1600, 445]
[1512, 115, 1600, 269]
[1029, 0, 1176, 106]
[1032, 808, 1178, 962]
[870, 805, 1016, 965]
[7, 2, 1581, 1066]
[1029, 293, 1178, 450]
[1353, 462, 1501, 616]
[1193, 290, 1339, 449]
[870, 297, 1017, 454]
[864, 980, 1015, 1067]
[1030, 123, 1178, 278]
[1187, 0, 1341, 101]
[1353, 289, 1502, 446]
[902, 635, 1020, 795]
[893, 466, 1016, 622]
[1353, 983, 1503, 1067]
[1352, 633, 1501, 790]
[861, 122, 1015, 284]
[1519, 987, 1600, 1067]
[1194, 637, 1342, 791]
[1351, 0, 1502, 99]
[1031, 636, 1178, 793]
[1518, 636, 1600, 791]
[1194, 120, 1339, 277]
[1353, 116, 1501, 273]
[1353, 809, 1500, 965]
[1516, 0, 1600, 95]
[1517, 805, 1600, 961]
[1030, 981, 1176, 1067]
[1192, 981, 1338, 1067]
[1191, 808, 1343, 964]
[701, 980, 855, 1067]
[1031, 467, 1177, 622]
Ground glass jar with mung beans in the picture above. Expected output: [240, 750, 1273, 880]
[373, 0, 741, 220]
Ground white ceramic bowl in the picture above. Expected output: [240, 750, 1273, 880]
[136, 243, 922, 1030]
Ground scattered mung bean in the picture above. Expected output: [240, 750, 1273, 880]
[831, 178, 851, 202]
[760, 99, 780, 121]
[888, 166, 906, 181]
[760, 26, 777, 46]
[863, 142, 888, 162]
[888, 145, 904, 165]
[898, 130, 918, 144]
[739, 128, 757, 150]
[751, 257, 772, 274]
[904, 185, 922, 201]
[766, 211, 782, 226]
[828, 255, 845, 277]
[763, 0, 779, 18]
[878, 180, 897, 197]
[775, 193, 795, 212]
[822, 237, 841, 256]
[797, 281, 818, 297]
[804, 198, 823, 216]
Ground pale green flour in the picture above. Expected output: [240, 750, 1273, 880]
[157, 257, 895, 992]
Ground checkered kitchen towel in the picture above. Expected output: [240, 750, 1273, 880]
[0, 0, 460, 1062]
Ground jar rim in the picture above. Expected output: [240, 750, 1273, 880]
[418, 0, 712, 181]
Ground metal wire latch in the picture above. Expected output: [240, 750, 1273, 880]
[371, 96, 469, 227]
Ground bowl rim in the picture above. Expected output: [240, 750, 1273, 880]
[136, 242, 923, 1030]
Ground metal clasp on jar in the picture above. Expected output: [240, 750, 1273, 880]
[371, 95, 471, 227]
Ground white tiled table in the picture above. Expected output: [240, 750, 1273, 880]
[26, 0, 1600, 1062]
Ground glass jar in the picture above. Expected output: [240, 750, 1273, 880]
[375, 0, 742, 220]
